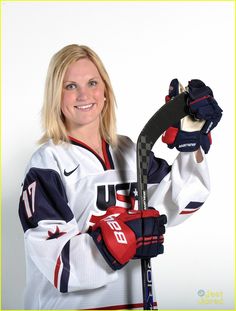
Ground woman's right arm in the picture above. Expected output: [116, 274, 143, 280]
[19, 156, 117, 293]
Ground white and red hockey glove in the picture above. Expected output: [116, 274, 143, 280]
[162, 79, 222, 154]
[89, 206, 167, 270]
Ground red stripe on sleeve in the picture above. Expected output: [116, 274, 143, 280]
[54, 256, 61, 288]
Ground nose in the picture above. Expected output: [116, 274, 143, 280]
[76, 87, 89, 101]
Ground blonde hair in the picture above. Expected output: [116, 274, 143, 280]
[39, 44, 117, 146]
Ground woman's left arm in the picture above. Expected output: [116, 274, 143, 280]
[147, 149, 210, 227]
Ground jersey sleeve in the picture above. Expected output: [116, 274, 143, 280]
[19, 152, 117, 293]
[147, 148, 210, 226]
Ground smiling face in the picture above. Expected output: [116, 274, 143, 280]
[61, 58, 106, 135]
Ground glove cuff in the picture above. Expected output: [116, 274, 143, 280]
[175, 130, 211, 153]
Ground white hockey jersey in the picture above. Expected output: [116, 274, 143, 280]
[19, 135, 210, 309]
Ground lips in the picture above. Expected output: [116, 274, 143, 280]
[74, 103, 95, 110]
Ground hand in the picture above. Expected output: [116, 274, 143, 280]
[89, 206, 167, 270]
[162, 79, 222, 153]
[187, 79, 223, 133]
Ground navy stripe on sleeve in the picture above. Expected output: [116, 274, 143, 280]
[60, 240, 71, 293]
[19, 168, 74, 232]
[180, 201, 204, 214]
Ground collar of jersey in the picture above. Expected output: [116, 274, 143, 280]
[68, 136, 114, 171]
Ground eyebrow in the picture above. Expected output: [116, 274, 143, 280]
[63, 76, 100, 84]
[63, 81, 77, 84]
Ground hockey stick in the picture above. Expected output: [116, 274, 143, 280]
[136, 91, 188, 310]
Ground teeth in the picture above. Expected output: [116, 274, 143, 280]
[75, 103, 93, 110]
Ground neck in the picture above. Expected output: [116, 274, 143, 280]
[67, 125, 104, 158]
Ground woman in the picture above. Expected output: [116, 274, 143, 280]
[18, 44, 222, 309]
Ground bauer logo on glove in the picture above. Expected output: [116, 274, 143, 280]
[162, 78, 223, 153]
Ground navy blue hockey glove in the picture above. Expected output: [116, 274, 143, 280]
[187, 79, 223, 133]
[89, 206, 167, 270]
[162, 79, 223, 153]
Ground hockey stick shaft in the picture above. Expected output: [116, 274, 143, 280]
[136, 92, 188, 309]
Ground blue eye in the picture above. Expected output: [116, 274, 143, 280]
[65, 83, 77, 90]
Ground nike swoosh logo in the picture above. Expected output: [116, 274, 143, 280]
[64, 164, 80, 177]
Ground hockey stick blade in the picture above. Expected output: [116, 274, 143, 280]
[136, 92, 188, 310]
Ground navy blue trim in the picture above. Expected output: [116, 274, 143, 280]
[19, 168, 74, 232]
[105, 142, 115, 169]
[147, 152, 171, 184]
[185, 202, 204, 209]
[60, 240, 70, 293]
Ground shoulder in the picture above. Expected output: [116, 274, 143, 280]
[26, 140, 70, 174]
[110, 135, 136, 168]
[116, 135, 136, 151]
